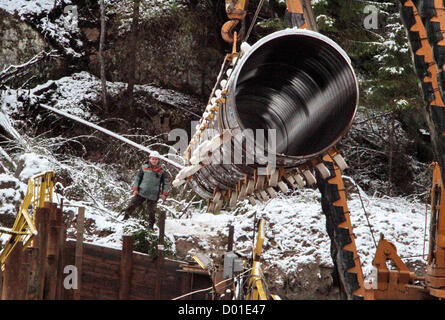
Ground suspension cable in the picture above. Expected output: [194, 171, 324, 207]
[343, 176, 377, 249]
[244, 0, 266, 43]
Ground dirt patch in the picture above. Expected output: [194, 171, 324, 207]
[265, 263, 341, 300]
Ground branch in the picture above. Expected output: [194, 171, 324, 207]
[0, 50, 59, 86]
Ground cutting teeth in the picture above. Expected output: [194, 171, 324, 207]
[238, 182, 247, 201]
[266, 187, 278, 198]
[277, 181, 289, 193]
[332, 153, 348, 171]
[315, 162, 331, 179]
[302, 169, 316, 185]
[259, 190, 269, 201]
[214, 199, 223, 211]
[246, 179, 255, 194]
[284, 175, 297, 189]
[229, 190, 238, 207]
[294, 174, 306, 188]
[213, 191, 222, 203]
[207, 200, 215, 213]
[268, 170, 279, 187]
[255, 175, 266, 190]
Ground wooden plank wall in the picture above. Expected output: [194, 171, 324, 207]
[63, 240, 211, 300]
[1, 202, 212, 300]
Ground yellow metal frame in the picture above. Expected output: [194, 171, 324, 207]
[246, 260, 268, 300]
[245, 218, 279, 300]
[0, 171, 54, 269]
[253, 219, 264, 261]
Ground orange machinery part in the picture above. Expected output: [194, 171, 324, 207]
[321, 152, 366, 299]
[365, 235, 428, 300]
[221, 0, 248, 43]
[405, 0, 444, 107]
[426, 162, 445, 298]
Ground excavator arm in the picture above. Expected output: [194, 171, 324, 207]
[399, 0, 445, 192]
[362, 0, 445, 300]
[398, 0, 445, 299]
[426, 162, 445, 298]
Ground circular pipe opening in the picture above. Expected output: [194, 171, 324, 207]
[232, 30, 358, 158]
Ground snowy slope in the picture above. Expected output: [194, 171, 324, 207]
[69, 185, 427, 284]
[2, 71, 201, 120]
[0, 70, 429, 298]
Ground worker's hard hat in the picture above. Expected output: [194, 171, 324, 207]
[149, 151, 161, 159]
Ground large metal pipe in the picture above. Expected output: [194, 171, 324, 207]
[222, 29, 358, 161]
[176, 29, 358, 204]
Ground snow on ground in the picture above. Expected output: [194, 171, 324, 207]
[0, 69, 429, 292]
[2, 72, 101, 121]
[0, 132, 429, 288]
[1, 71, 200, 122]
[164, 186, 427, 285]
[216, 187, 428, 282]
[0, 173, 26, 215]
[106, 0, 188, 35]
[58, 184, 427, 286]
[0, 0, 56, 16]
[18, 152, 53, 181]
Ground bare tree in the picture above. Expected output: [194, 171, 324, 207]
[99, 0, 108, 112]
[387, 113, 395, 196]
[126, 0, 141, 107]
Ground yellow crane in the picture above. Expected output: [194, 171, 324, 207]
[0, 171, 54, 269]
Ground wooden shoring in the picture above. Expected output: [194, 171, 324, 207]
[2, 242, 23, 299]
[43, 204, 61, 300]
[155, 211, 166, 299]
[74, 207, 85, 300]
[119, 236, 134, 299]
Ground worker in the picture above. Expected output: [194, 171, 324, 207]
[122, 151, 169, 229]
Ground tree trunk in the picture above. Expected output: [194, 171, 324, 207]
[99, 0, 108, 112]
[127, 0, 141, 108]
[387, 114, 395, 196]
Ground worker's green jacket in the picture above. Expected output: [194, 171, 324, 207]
[132, 162, 169, 201]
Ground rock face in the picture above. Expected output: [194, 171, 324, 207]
[0, 9, 67, 88]
[0, 10, 48, 70]
[85, 1, 226, 98]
